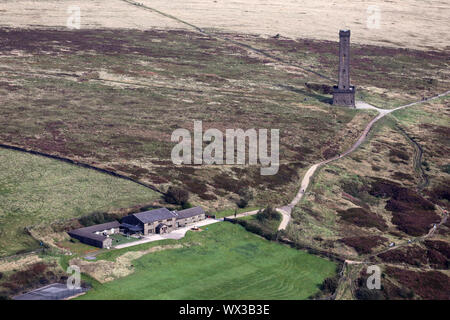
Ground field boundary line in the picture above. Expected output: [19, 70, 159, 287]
[119, 0, 334, 82]
[394, 122, 429, 191]
[0, 142, 164, 195]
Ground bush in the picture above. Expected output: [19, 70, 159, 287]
[256, 206, 281, 222]
[79, 211, 114, 227]
[229, 218, 278, 241]
[320, 276, 339, 294]
[181, 202, 193, 209]
[164, 186, 189, 206]
[237, 188, 254, 208]
[236, 198, 248, 208]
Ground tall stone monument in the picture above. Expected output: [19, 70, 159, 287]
[332, 30, 355, 107]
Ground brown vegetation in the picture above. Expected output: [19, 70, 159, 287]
[370, 178, 439, 236]
[377, 245, 428, 267]
[0, 262, 66, 297]
[385, 266, 450, 300]
[337, 207, 387, 231]
[340, 236, 387, 254]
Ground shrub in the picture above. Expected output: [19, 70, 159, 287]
[320, 276, 339, 294]
[181, 202, 193, 209]
[256, 206, 281, 222]
[79, 211, 114, 227]
[227, 217, 278, 241]
[237, 188, 254, 208]
[164, 186, 189, 206]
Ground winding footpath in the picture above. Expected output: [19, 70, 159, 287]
[276, 90, 450, 231]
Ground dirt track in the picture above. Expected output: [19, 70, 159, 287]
[1, 0, 449, 50]
[277, 90, 450, 231]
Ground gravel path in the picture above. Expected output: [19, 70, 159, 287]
[276, 91, 450, 231]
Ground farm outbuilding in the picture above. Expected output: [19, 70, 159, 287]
[174, 206, 206, 228]
[67, 221, 120, 249]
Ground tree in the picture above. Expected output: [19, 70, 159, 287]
[165, 186, 190, 206]
[256, 206, 280, 222]
[79, 211, 109, 227]
[237, 188, 254, 208]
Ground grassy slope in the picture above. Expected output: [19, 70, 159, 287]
[0, 148, 160, 257]
[78, 222, 336, 300]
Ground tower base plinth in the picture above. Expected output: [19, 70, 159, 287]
[332, 86, 356, 107]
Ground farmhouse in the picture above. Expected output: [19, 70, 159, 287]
[68, 207, 206, 248]
[121, 206, 206, 235]
[67, 221, 120, 249]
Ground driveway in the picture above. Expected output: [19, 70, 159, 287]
[114, 218, 218, 249]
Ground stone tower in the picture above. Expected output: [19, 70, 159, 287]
[332, 30, 355, 107]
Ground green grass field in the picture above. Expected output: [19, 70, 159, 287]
[78, 222, 336, 300]
[0, 148, 160, 257]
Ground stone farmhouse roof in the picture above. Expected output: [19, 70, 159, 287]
[132, 207, 176, 224]
[175, 207, 205, 219]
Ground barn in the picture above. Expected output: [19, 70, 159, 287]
[67, 221, 120, 249]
